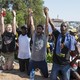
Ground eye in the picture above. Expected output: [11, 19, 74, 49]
[62, 25, 67, 27]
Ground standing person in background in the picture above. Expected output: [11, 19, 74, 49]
[48, 33, 55, 53]
[28, 7, 49, 78]
[0, 8, 16, 70]
[45, 7, 76, 80]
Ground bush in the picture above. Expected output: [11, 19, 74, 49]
[46, 53, 53, 63]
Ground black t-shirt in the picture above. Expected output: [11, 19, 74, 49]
[53, 30, 70, 65]
[1, 32, 16, 53]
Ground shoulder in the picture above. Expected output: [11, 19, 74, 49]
[69, 34, 77, 44]
[52, 29, 60, 38]
[26, 35, 31, 40]
[69, 34, 76, 40]
[19, 34, 22, 37]
[66, 33, 72, 39]
[53, 29, 60, 34]
[2, 31, 7, 35]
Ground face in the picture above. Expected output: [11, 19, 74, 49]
[74, 32, 77, 36]
[60, 23, 68, 35]
[6, 24, 12, 33]
[49, 34, 52, 39]
[21, 29, 27, 35]
[36, 26, 43, 35]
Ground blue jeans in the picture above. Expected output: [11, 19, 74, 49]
[50, 62, 70, 80]
[28, 60, 48, 78]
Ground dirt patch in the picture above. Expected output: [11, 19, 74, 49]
[0, 62, 52, 80]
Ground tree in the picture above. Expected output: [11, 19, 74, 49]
[2, 0, 45, 27]
[5, 10, 13, 24]
[25, 0, 45, 26]
[3, 0, 26, 26]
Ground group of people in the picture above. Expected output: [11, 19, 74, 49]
[0, 7, 80, 80]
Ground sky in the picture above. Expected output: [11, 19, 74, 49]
[43, 0, 80, 21]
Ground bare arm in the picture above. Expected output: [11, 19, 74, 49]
[46, 8, 56, 31]
[28, 8, 35, 36]
[12, 10, 16, 35]
[49, 18, 56, 31]
[44, 7, 49, 36]
[44, 7, 56, 32]
[0, 8, 5, 34]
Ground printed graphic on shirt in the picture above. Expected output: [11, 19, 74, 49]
[3, 36, 13, 45]
[35, 39, 44, 51]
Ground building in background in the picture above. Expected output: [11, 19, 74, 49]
[51, 18, 63, 32]
[52, 18, 63, 27]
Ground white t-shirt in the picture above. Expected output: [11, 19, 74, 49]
[18, 34, 31, 59]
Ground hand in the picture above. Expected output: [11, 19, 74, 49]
[44, 7, 49, 16]
[61, 43, 65, 49]
[0, 8, 6, 17]
[2, 8, 6, 12]
[12, 10, 16, 17]
[28, 8, 33, 15]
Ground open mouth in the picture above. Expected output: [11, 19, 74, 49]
[37, 32, 40, 34]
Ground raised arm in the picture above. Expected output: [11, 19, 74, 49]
[44, 7, 49, 36]
[46, 9, 56, 31]
[28, 8, 35, 36]
[12, 10, 16, 35]
[44, 7, 56, 32]
[49, 18, 56, 31]
[0, 8, 5, 34]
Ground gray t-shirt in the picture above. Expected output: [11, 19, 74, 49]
[31, 32, 47, 61]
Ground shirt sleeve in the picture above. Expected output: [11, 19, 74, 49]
[28, 37, 31, 42]
[52, 29, 60, 39]
[70, 36, 77, 51]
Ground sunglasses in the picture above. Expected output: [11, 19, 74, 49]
[61, 25, 67, 27]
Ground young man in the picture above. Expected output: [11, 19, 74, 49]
[0, 8, 16, 70]
[17, 25, 31, 72]
[45, 8, 76, 80]
[28, 8, 49, 78]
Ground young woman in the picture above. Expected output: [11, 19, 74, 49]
[0, 8, 16, 70]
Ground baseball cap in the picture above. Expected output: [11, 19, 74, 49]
[70, 28, 77, 33]
[21, 25, 27, 30]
